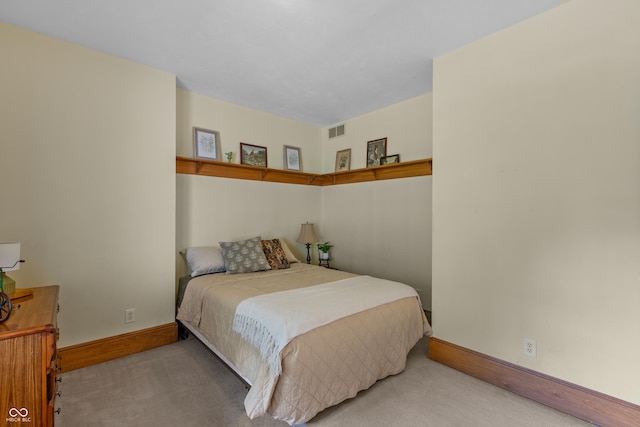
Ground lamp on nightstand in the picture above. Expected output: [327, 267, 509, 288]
[0, 242, 24, 323]
[296, 222, 319, 264]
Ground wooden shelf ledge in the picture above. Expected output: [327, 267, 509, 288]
[176, 156, 432, 186]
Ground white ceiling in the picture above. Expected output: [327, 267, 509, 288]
[0, 0, 564, 127]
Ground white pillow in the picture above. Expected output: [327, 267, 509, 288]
[278, 238, 300, 263]
[181, 246, 226, 277]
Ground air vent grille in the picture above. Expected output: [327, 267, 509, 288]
[328, 123, 345, 139]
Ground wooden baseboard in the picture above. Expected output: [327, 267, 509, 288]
[58, 322, 178, 373]
[428, 337, 640, 427]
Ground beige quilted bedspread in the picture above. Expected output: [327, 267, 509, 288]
[177, 263, 432, 425]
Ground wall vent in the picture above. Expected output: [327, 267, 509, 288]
[328, 124, 345, 139]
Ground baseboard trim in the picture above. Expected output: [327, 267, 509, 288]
[428, 337, 640, 427]
[58, 322, 178, 373]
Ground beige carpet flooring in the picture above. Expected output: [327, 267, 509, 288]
[57, 335, 594, 427]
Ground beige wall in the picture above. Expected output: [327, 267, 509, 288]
[176, 175, 321, 274]
[0, 25, 325, 347]
[175, 90, 323, 272]
[175, 92, 433, 308]
[432, 0, 640, 404]
[320, 93, 433, 308]
[320, 177, 432, 308]
[2, 22, 432, 347]
[0, 23, 177, 347]
[177, 89, 322, 171]
[321, 93, 432, 173]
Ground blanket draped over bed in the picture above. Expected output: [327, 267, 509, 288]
[233, 275, 422, 375]
[177, 263, 432, 425]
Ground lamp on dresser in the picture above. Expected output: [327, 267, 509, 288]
[296, 222, 319, 264]
[0, 242, 24, 323]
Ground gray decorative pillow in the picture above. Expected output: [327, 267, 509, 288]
[219, 236, 271, 274]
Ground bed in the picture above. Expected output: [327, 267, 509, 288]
[176, 238, 432, 425]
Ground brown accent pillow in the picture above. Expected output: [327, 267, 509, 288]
[261, 239, 290, 270]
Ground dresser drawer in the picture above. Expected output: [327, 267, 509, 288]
[0, 286, 59, 427]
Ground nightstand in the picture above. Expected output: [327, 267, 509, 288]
[319, 258, 331, 268]
[317, 248, 333, 269]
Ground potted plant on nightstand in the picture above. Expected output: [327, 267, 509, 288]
[317, 242, 333, 260]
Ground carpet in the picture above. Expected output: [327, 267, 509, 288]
[57, 335, 593, 426]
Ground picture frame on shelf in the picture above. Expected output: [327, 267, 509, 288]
[193, 127, 221, 161]
[283, 145, 302, 171]
[366, 137, 387, 167]
[380, 154, 400, 165]
[335, 148, 351, 172]
[240, 142, 268, 167]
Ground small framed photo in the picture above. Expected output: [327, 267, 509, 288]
[193, 127, 221, 160]
[283, 145, 302, 171]
[335, 149, 351, 172]
[240, 142, 268, 167]
[380, 154, 400, 165]
[366, 137, 387, 167]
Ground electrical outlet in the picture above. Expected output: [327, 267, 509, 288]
[524, 338, 536, 357]
[125, 308, 136, 324]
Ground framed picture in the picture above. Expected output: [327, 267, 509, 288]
[283, 145, 302, 171]
[240, 142, 268, 167]
[380, 154, 400, 165]
[335, 149, 351, 172]
[366, 137, 387, 167]
[193, 127, 221, 160]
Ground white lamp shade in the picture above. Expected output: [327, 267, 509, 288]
[0, 243, 21, 271]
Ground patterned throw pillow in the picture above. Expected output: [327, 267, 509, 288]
[261, 239, 290, 270]
[219, 236, 271, 274]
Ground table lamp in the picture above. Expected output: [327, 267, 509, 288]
[296, 222, 319, 264]
[0, 242, 23, 322]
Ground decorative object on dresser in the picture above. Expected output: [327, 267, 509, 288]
[296, 222, 319, 264]
[240, 143, 268, 167]
[0, 285, 60, 427]
[283, 145, 302, 171]
[193, 127, 222, 161]
[0, 242, 25, 323]
[366, 137, 387, 167]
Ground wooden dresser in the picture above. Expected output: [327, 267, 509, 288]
[0, 286, 60, 426]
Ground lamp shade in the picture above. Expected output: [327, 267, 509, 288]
[0, 243, 21, 271]
[296, 223, 319, 244]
